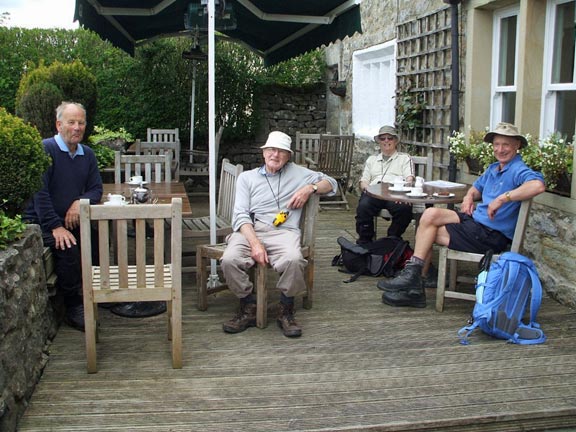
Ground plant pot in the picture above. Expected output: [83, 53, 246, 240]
[329, 81, 347, 97]
[548, 172, 572, 197]
[465, 157, 483, 175]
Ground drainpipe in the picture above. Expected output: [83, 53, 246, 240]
[444, 0, 462, 182]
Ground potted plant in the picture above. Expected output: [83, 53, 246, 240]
[88, 125, 134, 153]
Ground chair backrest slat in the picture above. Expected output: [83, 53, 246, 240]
[294, 132, 321, 165]
[216, 158, 244, 221]
[316, 134, 354, 180]
[114, 152, 172, 184]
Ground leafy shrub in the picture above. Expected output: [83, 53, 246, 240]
[15, 60, 97, 138]
[90, 144, 116, 170]
[0, 210, 26, 250]
[0, 108, 51, 217]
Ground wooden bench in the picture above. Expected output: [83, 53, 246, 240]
[42, 246, 57, 294]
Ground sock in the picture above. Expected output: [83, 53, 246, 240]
[280, 293, 294, 305]
[240, 293, 256, 305]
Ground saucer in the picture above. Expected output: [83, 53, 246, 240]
[127, 181, 148, 186]
[104, 201, 128, 206]
[433, 192, 455, 198]
[406, 192, 428, 197]
[389, 186, 410, 192]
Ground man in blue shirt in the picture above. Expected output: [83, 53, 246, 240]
[24, 102, 103, 331]
[377, 123, 545, 308]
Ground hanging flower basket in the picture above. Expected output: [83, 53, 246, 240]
[465, 157, 483, 175]
[329, 80, 347, 97]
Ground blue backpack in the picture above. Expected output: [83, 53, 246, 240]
[458, 251, 546, 345]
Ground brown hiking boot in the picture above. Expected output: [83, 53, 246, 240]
[277, 303, 302, 338]
[223, 303, 257, 333]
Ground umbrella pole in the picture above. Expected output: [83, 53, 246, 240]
[207, 0, 221, 287]
[189, 62, 196, 164]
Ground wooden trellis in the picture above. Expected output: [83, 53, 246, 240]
[396, 6, 459, 179]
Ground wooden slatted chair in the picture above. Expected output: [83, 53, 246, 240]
[179, 125, 224, 196]
[294, 132, 320, 165]
[181, 158, 243, 272]
[305, 134, 354, 210]
[79, 198, 182, 373]
[196, 194, 320, 328]
[435, 199, 532, 312]
[135, 139, 181, 181]
[114, 152, 172, 184]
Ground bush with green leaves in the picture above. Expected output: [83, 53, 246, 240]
[15, 60, 97, 138]
[90, 143, 116, 170]
[0, 107, 51, 217]
[0, 210, 26, 250]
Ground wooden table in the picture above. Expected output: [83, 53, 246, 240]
[366, 181, 468, 206]
[102, 182, 192, 217]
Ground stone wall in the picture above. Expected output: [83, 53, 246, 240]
[221, 83, 327, 170]
[0, 225, 58, 432]
[526, 203, 576, 309]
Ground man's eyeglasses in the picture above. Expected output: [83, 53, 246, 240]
[377, 135, 396, 142]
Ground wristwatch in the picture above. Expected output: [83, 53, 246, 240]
[311, 184, 318, 194]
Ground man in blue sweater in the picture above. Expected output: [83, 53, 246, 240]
[24, 102, 103, 331]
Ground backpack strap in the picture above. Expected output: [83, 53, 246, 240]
[508, 258, 546, 345]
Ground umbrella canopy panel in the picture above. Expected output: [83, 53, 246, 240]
[74, 0, 362, 65]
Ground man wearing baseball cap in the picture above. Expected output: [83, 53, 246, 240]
[356, 125, 415, 244]
[220, 131, 338, 337]
[378, 122, 545, 308]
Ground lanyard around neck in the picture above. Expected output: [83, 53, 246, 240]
[264, 171, 282, 210]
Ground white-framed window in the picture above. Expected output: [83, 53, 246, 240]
[490, 6, 519, 127]
[541, 0, 576, 139]
[352, 40, 396, 139]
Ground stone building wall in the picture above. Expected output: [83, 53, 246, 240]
[0, 225, 58, 432]
[221, 83, 327, 170]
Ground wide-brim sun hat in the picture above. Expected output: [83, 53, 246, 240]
[260, 131, 293, 154]
[374, 125, 399, 142]
[483, 122, 528, 148]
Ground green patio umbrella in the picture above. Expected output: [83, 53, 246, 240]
[74, 0, 362, 283]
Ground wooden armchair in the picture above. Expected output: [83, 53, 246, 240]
[294, 132, 320, 165]
[181, 158, 243, 272]
[114, 152, 172, 184]
[196, 194, 320, 328]
[435, 199, 533, 312]
[79, 198, 182, 373]
[306, 134, 354, 210]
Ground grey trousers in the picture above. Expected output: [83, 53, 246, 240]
[221, 222, 306, 299]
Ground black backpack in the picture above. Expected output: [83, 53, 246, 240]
[332, 236, 413, 283]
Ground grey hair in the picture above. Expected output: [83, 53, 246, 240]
[56, 102, 86, 120]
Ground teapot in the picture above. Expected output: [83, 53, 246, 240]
[131, 185, 151, 204]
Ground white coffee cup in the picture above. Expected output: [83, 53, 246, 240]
[107, 193, 126, 205]
[129, 175, 143, 184]
[393, 178, 404, 189]
[414, 176, 424, 187]
[412, 186, 424, 196]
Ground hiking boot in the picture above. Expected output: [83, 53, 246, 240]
[382, 284, 426, 308]
[423, 264, 438, 289]
[64, 304, 85, 332]
[223, 303, 257, 334]
[277, 303, 302, 338]
[377, 261, 423, 296]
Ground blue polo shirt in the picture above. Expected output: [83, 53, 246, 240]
[472, 155, 544, 239]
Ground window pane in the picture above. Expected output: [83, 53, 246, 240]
[498, 15, 517, 86]
[551, 1, 575, 84]
[501, 92, 516, 124]
[555, 90, 576, 138]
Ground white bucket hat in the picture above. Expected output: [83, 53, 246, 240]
[260, 131, 293, 154]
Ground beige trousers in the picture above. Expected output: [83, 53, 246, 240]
[221, 222, 306, 299]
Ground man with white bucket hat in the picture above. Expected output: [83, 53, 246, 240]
[221, 131, 338, 337]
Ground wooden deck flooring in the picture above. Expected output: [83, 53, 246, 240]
[18, 202, 576, 431]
